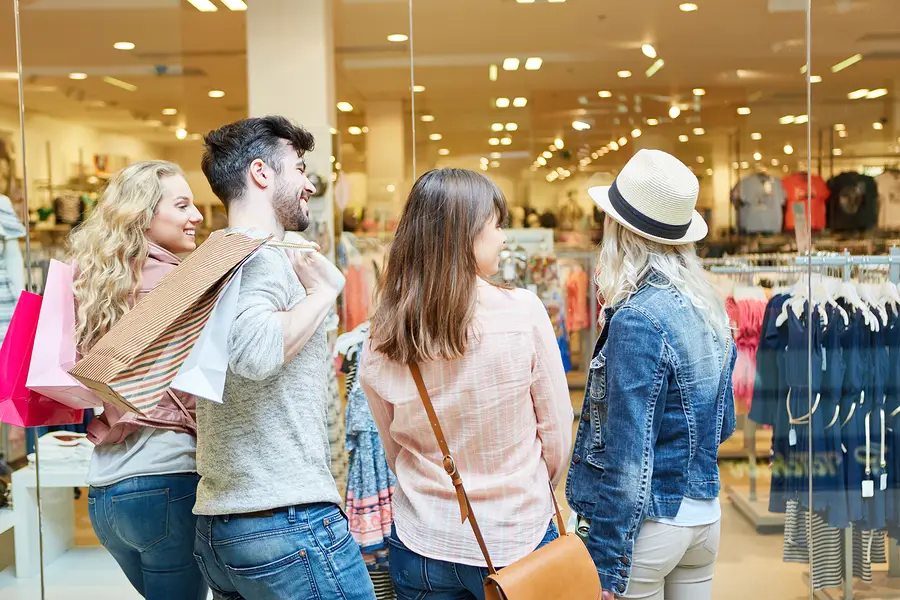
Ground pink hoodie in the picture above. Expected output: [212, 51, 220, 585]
[85, 243, 198, 446]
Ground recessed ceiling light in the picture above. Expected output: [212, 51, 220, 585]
[0, 72, 17, 80]
[794, 114, 809, 124]
[348, 126, 363, 135]
[506, 123, 518, 131]
[490, 160, 501, 168]
[693, 127, 705, 135]
[387, 34, 409, 42]
[413, 85, 425, 93]
[513, 97, 528, 107]
[547, 0, 565, 3]
[176, 128, 188, 140]
[429, 133, 443, 141]
[362, 126, 369, 133]
[693, 88, 706, 96]
[784, 144, 794, 155]
[619, 136, 629, 146]
[641, 44, 657, 59]
[438, 148, 450, 156]
[503, 58, 521, 71]
[537, 156, 547, 165]
[554, 138, 565, 149]
[598, 90, 612, 98]
[741, 161, 750, 169]
[186, 0, 217, 11]
[492, 123, 504, 132]
[647, 118, 659, 126]
[834, 123, 846, 131]
[113, 41, 135, 50]
[753, 152, 762, 161]
[848, 89, 870, 100]
[386, 184, 396, 192]
[337, 102, 354, 112]
[489, 64, 498, 81]
[572, 121, 591, 131]
[609, 141, 620, 151]
[771, 158, 780, 166]
[501, 137, 512, 146]
[481, 164, 489, 171]
[867, 88, 888, 99]
[617, 70, 632, 78]
[632, 128, 642, 138]
[330, 156, 336, 163]
[220, 0, 247, 9]
[779, 115, 796, 124]
[810, 75, 822, 83]
[679, 3, 699, 11]
[516, 0, 536, 3]
[751, 132, 762, 140]
[420, 114, 435, 122]
[104, 76, 137, 91]
[329, 128, 338, 135]
[696, 156, 705, 163]
[839, 130, 848, 138]
[831, 53, 863, 73]
[737, 106, 751, 115]
[645, 59, 665, 78]
[489, 138, 500, 146]
[706, 168, 714, 176]
[69, 72, 88, 80]
[496, 97, 511, 108]
[833, 148, 843, 156]
[525, 57, 543, 70]
[679, 135, 689, 142]
[669, 106, 681, 119]
[208, 90, 225, 98]
[874, 122, 884, 130]
[542, 151, 553, 159]
[162, 108, 178, 116]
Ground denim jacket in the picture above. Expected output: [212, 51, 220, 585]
[565, 272, 737, 595]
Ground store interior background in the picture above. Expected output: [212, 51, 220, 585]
[0, 0, 898, 598]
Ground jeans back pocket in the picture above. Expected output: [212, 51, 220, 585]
[110, 488, 169, 552]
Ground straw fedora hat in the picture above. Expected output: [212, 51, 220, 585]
[588, 149, 708, 245]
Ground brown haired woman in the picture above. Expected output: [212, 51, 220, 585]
[359, 168, 573, 600]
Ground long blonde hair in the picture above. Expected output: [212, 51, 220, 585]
[596, 218, 728, 335]
[69, 160, 184, 353]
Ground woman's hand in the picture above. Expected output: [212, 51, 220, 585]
[601, 591, 616, 600]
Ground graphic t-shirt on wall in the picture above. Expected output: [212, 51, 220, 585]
[827, 172, 878, 232]
[782, 172, 828, 232]
[730, 174, 787, 234]
[877, 170, 900, 229]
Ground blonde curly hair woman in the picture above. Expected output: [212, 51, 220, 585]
[70, 160, 208, 600]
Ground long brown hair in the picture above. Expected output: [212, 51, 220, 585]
[371, 168, 508, 364]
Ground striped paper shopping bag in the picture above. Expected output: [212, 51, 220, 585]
[69, 231, 266, 415]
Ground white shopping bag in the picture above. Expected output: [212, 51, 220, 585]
[170, 267, 242, 403]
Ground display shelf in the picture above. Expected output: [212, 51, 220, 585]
[726, 483, 785, 534]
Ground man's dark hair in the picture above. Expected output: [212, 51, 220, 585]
[201, 115, 315, 207]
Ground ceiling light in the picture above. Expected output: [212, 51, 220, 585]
[348, 126, 363, 135]
[784, 144, 794, 155]
[801, 64, 809, 74]
[69, 72, 88, 80]
[162, 108, 178, 116]
[387, 34, 409, 42]
[481, 157, 489, 164]
[833, 148, 843, 156]
[645, 59, 665, 78]
[489, 64, 499, 82]
[489, 138, 500, 146]
[617, 70, 632, 78]
[619, 136, 629, 146]
[0, 72, 17, 80]
[693, 127, 705, 135]
[554, 138, 565, 149]
[220, 0, 247, 9]
[779, 115, 796, 124]
[706, 168, 714, 176]
[490, 160, 500, 168]
[609, 141, 620, 151]
[330, 156, 336, 163]
[503, 58, 520, 71]
[679, 3, 699, 11]
[810, 75, 822, 83]
[572, 121, 591, 131]
[525, 57, 543, 71]
[537, 156, 547, 166]
[176, 128, 188, 140]
[592, 152, 600, 159]
[839, 130, 848, 138]
[542, 151, 553, 159]
[831, 53, 863, 73]
[732, 162, 740, 169]
[669, 106, 681, 119]
[513, 97, 528, 107]
[771, 158, 780, 166]
[337, 102, 354, 112]
[496, 97, 511, 108]
[516, 0, 536, 3]
[208, 89, 225, 98]
[421, 114, 435, 122]
[329, 128, 338, 135]
[491, 151, 502, 159]
[632, 128, 642, 138]
[413, 85, 426, 93]
[737, 106, 751, 115]
[679, 135, 689, 143]
[501, 137, 512, 146]
[598, 90, 612, 98]
[647, 118, 659, 126]
[848, 89, 870, 100]
[386, 184, 396, 193]
[429, 133, 443, 141]
[186, 0, 217, 11]
[641, 44, 657, 59]
[834, 123, 846, 131]
[753, 152, 762, 161]
[492, 123, 504, 132]
[693, 88, 706, 96]
[696, 156, 705, 164]
[794, 114, 808, 124]
[751, 132, 762, 141]
[362, 126, 369, 133]
[867, 88, 888, 99]
[506, 123, 518, 131]
[481, 164, 489, 171]
[874, 122, 884, 130]
[438, 148, 450, 156]
[104, 76, 137, 92]
[741, 161, 750, 170]
[113, 41, 135, 50]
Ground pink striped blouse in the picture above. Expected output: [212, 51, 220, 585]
[359, 279, 573, 567]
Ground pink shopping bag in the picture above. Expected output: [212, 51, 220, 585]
[26, 260, 103, 409]
[0, 291, 83, 427]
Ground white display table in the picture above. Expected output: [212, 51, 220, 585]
[11, 465, 88, 578]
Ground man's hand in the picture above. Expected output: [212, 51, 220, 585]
[288, 250, 346, 297]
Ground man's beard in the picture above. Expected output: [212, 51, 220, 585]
[273, 179, 310, 232]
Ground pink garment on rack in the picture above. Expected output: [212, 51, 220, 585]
[566, 270, 590, 332]
[344, 265, 370, 332]
[727, 296, 767, 414]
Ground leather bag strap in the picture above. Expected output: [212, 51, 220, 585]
[408, 363, 567, 575]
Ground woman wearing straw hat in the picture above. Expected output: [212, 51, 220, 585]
[566, 149, 737, 600]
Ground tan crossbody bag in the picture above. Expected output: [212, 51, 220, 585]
[409, 363, 602, 600]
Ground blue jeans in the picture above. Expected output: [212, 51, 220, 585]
[88, 473, 208, 600]
[388, 521, 559, 600]
[193, 503, 376, 600]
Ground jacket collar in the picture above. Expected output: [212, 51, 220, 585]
[147, 243, 181, 266]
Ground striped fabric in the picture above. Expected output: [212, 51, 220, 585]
[70, 231, 265, 415]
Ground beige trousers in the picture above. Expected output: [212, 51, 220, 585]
[621, 519, 721, 600]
